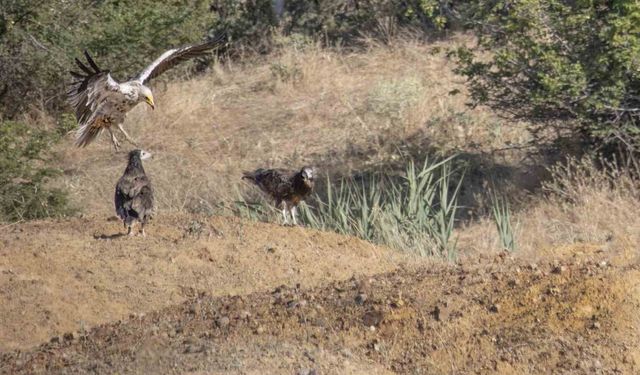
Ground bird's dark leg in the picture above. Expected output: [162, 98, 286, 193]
[127, 222, 136, 236]
[107, 127, 121, 151]
[117, 124, 139, 146]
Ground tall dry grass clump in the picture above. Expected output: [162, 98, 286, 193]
[55, 36, 526, 218]
[458, 157, 640, 258]
[49, 35, 640, 260]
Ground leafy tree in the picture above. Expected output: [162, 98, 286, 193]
[0, 121, 72, 221]
[454, 0, 640, 157]
[0, 0, 215, 117]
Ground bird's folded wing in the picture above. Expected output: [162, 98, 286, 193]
[135, 33, 227, 84]
[131, 185, 155, 215]
[118, 176, 151, 198]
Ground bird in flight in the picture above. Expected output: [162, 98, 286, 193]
[242, 166, 315, 226]
[68, 34, 226, 150]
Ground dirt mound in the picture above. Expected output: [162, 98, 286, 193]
[2, 243, 639, 374]
[0, 215, 414, 352]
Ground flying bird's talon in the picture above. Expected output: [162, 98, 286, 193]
[112, 140, 121, 151]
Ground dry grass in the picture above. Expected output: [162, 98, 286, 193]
[53, 36, 529, 217]
[458, 157, 640, 259]
[49, 35, 638, 259]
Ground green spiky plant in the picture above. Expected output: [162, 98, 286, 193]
[490, 191, 517, 252]
[294, 156, 465, 259]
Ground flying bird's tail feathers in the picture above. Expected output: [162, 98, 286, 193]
[75, 122, 103, 147]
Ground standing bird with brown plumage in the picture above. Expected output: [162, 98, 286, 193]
[115, 149, 155, 236]
[242, 166, 315, 225]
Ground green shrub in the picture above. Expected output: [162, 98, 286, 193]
[454, 0, 640, 158]
[366, 77, 423, 120]
[0, 121, 72, 221]
[282, 0, 452, 41]
[208, 0, 451, 51]
[1, 0, 451, 119]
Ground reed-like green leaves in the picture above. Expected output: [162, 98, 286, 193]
[490, 191, 517, 252]
[300, 156, 464, 259]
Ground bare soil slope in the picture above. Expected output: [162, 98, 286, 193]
[2, 242, 639, 374]
[0, 215, 412, 352]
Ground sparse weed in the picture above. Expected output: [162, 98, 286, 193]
[298, 156, 464, 259]
[490, 190, 516, 252]
[234, 157, 464, 258]
[366, 77, 423, 120]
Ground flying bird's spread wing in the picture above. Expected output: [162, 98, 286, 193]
[135, 33, 227, 84]
[68, 33, 227, 148]
[68, 51, 122, 147]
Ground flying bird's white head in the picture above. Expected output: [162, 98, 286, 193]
[139, 85, 155, 110]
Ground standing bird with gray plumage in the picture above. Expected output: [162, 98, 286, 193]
[67, 34, 226, 150]
[115, 149, 155, 236]
[242, 166, 315, 226]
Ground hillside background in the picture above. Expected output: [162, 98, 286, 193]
[2, 2, 640, 373]
[1, 0, 639, 257]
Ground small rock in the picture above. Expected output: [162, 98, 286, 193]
[417, 317, 426, 332]
[340, 348, 353, 358]
[431, 305, 445, 322]
[239, 310, 251, 320]
[590, 321, 601, 330]
[552, 265, 567, 274]
[63, 332, 75, 341]
[184, 344, 204, 354]
[255, 325, 265, 334]
[547, 286, 561, 296]
[50, 336, 60, 344]
[188, 304, 200, 316]
[287, 300, 301, 309]
[391, 297, 404, 308]
[296, 369, 317, 375]
[598, 261, 607, 268]
[313, 318, 327, 328]
[355, 293, 367, 305]
[489, 304, 500, 313]
[362, 310, 384, 327]
[216, 316, 230, 328]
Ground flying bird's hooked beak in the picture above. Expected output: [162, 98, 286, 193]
[145, 94, 155, 110]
